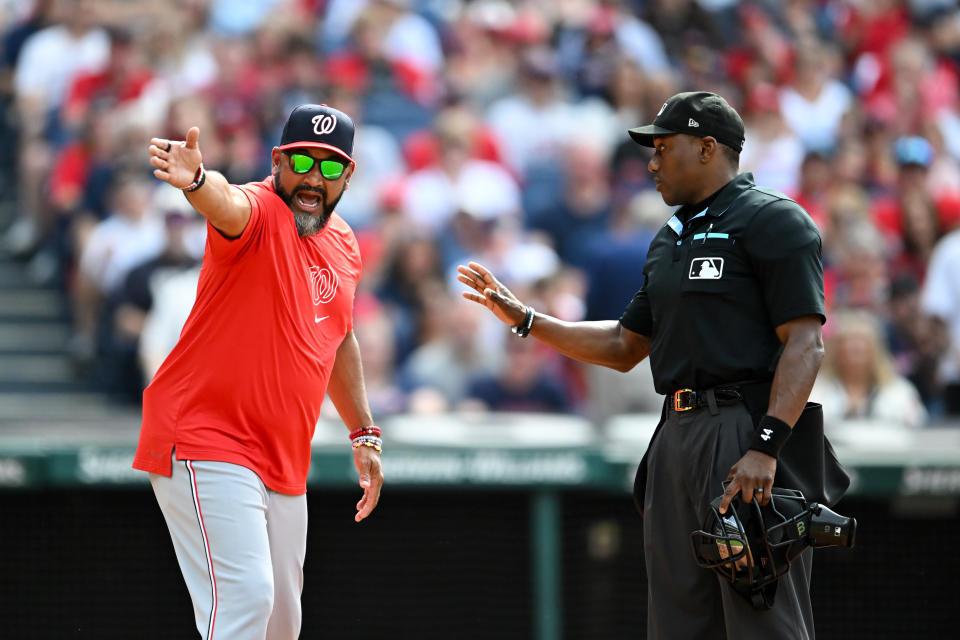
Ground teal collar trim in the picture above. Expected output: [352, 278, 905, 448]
[666, 215, 683, 237]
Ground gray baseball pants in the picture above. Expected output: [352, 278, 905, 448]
[643, 400, 815, 639]
[150, 455, 308, 639]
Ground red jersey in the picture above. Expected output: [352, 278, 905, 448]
[132, 177, 362, 494]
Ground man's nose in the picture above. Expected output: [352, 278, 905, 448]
[302, 166, 325, 186]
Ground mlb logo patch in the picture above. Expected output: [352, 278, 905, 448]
[689, 257, 724, 279]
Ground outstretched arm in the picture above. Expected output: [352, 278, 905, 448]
[148, 127, 251, 238]
[327, 329, 383, 523]
[457, 261, 651, 371]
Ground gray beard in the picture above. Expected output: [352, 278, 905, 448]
[292, 209, 327, 237]
[274, 174, 343, 237]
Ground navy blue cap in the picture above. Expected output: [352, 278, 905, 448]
[279, 104, 355, 163]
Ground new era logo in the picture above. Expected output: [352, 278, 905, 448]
[689, 257, 723, 279]
[688, 118, 700, 128]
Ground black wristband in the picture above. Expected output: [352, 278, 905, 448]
[183, 164, 206, 193]
[749, 414, 792, 458]
[511, 305, 535, 338]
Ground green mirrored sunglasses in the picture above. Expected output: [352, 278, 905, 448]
[285, 152, 347, 180]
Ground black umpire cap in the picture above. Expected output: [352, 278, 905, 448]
[279, 104, 355, 163]
[629, 91, 745, 153]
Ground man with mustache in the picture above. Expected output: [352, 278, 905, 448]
[133, 104, 383, 639]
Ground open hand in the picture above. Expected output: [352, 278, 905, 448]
[149, 127, 203, 189]
[353, 445, 383, 522]
[457, 261, 527, 326]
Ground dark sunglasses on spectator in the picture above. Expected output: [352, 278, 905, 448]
[285, 152, 347, 179]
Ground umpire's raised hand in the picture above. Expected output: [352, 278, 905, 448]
[149, 127, 203, 190]
[457, 261, 528, 327]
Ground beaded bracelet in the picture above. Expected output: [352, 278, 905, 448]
[352, 436, 383, 453]
[349, 426, 382, 440]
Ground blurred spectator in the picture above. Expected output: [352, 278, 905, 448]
[141, 0, 218, 99]
[208, 0, 284, 37]
[739, 82, 805, 195]
[352, 294, 408, 416]
[527, 142, 612, 267]
[401, 105, 519, 235]
[139, 264, 201, 382]
[442, 1, 522, 108]
[399, 287, 501, 413]
[642, 0, 728, 62]
[872, 136, 958, 265]
[72, 172, 165, 367]
[462, 337, 572, 414]
[921, 225, 960, 415]
[811, 310, 928, 429]
[375, 232, 445, 364]
[824, 220, 889, 313]
[790, 150, 834, 231]
[778, 37, 854, 154]
[60, 27, 154, 135]
[12, 0, 108, 140]
[885, 273, 946, 413]
[106, 187, 204, 399]
[486, 45, 619, 179]
[5, 0, 109, 258]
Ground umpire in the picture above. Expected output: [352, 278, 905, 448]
[458, 91, 826, 639]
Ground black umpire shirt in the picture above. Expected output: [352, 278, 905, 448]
[620, 173, 825, 395]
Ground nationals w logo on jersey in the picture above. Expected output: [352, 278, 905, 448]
[308, 265, 339, 305]
[312, 114, 337, 136]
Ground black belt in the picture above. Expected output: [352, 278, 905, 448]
[671, 387, 742, 412]
[670, 380, 772, 414]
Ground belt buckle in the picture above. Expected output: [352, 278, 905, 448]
[674, 388, 696, 412]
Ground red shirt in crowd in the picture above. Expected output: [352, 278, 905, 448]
[133, 177, 362, 494]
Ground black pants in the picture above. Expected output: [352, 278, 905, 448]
[642, 400, 815, 640]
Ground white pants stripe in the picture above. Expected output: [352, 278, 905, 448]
[186, 461, 218, 640]
[151, 455, 308, 640]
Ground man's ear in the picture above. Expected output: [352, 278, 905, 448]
[344, 163, 355, 188]
[700, 137, 718, 162]
[270, 147, 282, 172]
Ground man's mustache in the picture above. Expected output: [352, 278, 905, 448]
[293, 186, 326, 199]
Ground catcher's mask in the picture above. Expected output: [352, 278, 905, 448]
[690, 483, 856, 609]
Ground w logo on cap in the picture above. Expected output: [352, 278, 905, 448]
[688, 118, 700, 128]
[312, 114, 337, 135]
[280, 104, 355, 162]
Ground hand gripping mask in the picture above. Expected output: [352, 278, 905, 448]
[690, 484, 856, 609]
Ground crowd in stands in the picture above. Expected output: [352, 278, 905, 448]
[2, 0, 960, 431]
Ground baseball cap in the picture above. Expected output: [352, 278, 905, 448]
[629, 91, 745, 153]
[278, 104, 355, 163]
[893, 136, 933, 168]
